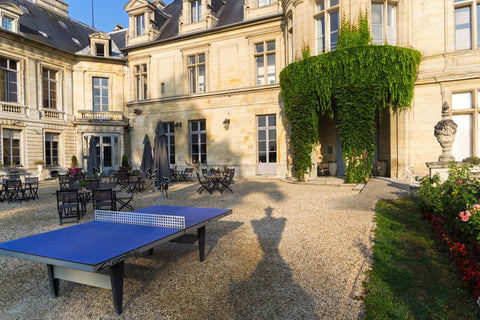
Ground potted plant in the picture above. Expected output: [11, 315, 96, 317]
[79, 179, 88, 192]
[120, 154, 129, 171]
[70, 155, 80, 175]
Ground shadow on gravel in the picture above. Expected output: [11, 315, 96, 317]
[229, 207, 318, 319]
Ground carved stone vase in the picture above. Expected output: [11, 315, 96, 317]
[434, 102, 457, 163]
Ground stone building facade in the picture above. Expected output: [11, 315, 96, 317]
[0, 0, 477, 180]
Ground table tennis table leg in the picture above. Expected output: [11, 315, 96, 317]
[198, 226, 205, 262]
[47, 264, 59, 297]
[110, 261, 124, 315]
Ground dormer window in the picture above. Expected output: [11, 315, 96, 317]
[0, 3, 23, 33]
[89, 32, 110, 57]
[190, 0, 201, 23]
[1, 15, 13, 31]
[95, 43, 105, 57]
[135, 14, 145, 36]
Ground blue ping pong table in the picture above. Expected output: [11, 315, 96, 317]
[0, 205, 232, 315]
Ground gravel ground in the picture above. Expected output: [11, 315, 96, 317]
[0, 177, 410, 320]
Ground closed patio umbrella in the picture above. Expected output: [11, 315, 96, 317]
[140, 134, 153, 176]
[153, 122, 170, 193]
[87, 136, 99, 175]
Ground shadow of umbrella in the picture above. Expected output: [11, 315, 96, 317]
[87, 136, 99, 175]
[153, 122, 170, 197]
[140, 134, 153, 178]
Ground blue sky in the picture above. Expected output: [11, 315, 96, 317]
[68, 1, 130, 33]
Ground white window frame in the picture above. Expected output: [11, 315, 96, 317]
[190, 119, 207, 164]
[134, 64, 148, 100]
[45, 132, 59, 167]
[135, 14, 145, 36]
[255, 40, 276, 86]
[93, 77, 109, 111]
[451, 90, 480, 160]
[188, 53, 206, 93]
[314, 0, 340, 54]
[190, 0, 202, 23]
[1, 14, 13, 31]
[42, 68, 57, 109]
[0, 56, 18, 103]
[453, 0, 480, 50]
[371, 1, 397, 45]
[2, 128, 21, 166]
[258, 0, 272, 7]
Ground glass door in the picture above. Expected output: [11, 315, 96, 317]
[257, 114, 277, 175]
[83, 134, 119, 174]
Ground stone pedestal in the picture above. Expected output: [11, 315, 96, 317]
[426, 161, 455, 181]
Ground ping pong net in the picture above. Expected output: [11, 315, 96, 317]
[94, 210, 185, 229]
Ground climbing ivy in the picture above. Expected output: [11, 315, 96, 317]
[280, 14, 421, 182]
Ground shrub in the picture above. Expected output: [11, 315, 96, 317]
[71, 155, 78, 168]
[122, 154, 129, 167]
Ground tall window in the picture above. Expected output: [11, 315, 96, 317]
[287, 13, 294, 63]
[42, 68, 57, 109]
[315, 0, 339, 53]
[0, 56, 18, 102]
[258, 0, 272, 7]
[188, 54, 206, 93]
[3, 129, 20, 166]
[1, 15, 13, 31]
[255, 41, 276, 86]
[135, 64, 147, 100]
[190, 120, 206, 164]
[451, 91, 480, 160]
[190, 0, 201, 23]
[93, 77, 109, 111]
[135, 14, 145, 36]
[453, 1, 480, 50]
[45, 133, 59, 166]
[163, 122, 176, 166]
[371, 1, 397, 45]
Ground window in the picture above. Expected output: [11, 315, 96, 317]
[257, 114, 277, 164]
[95, 43, 105, 57]
[287, 13, 294, 63]
[190, 0, 201, 23]
[190, 120, 206, 164]
[42, 68, 57, 109]
[163, 122, 175, 166]
[451, 91, 480, 160]
[255, 41, 276, 86]
[0, 56, 18, 102]
[3, 129, 20, 166]
[453, 0, 480, 50]
[134, 64, 147, 100]
[315, 0, 339, 53]
[188, 54, 206, 93]
[258, 0, 272, 7]
[1, 15, 13, 31]
[135, 14, 145, 36]
[371, 1, 397, 45]
[45, 133, 59, 166]
[93, 77, 109, 111]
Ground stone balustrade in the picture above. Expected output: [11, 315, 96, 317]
[77, 110, 124, 121]
[1, 103, 26, 114]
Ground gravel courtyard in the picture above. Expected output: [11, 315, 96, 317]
[0, 177, 410, 320]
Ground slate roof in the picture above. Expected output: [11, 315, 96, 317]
[4, 0, 125, 58]
[142, 0, 245, 43]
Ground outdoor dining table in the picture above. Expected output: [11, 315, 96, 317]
[205, 173, 231, 193]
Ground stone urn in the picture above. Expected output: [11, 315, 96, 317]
[434, 102, 457, 163]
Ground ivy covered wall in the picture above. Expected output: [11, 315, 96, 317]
[279, 17, 421, 182]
